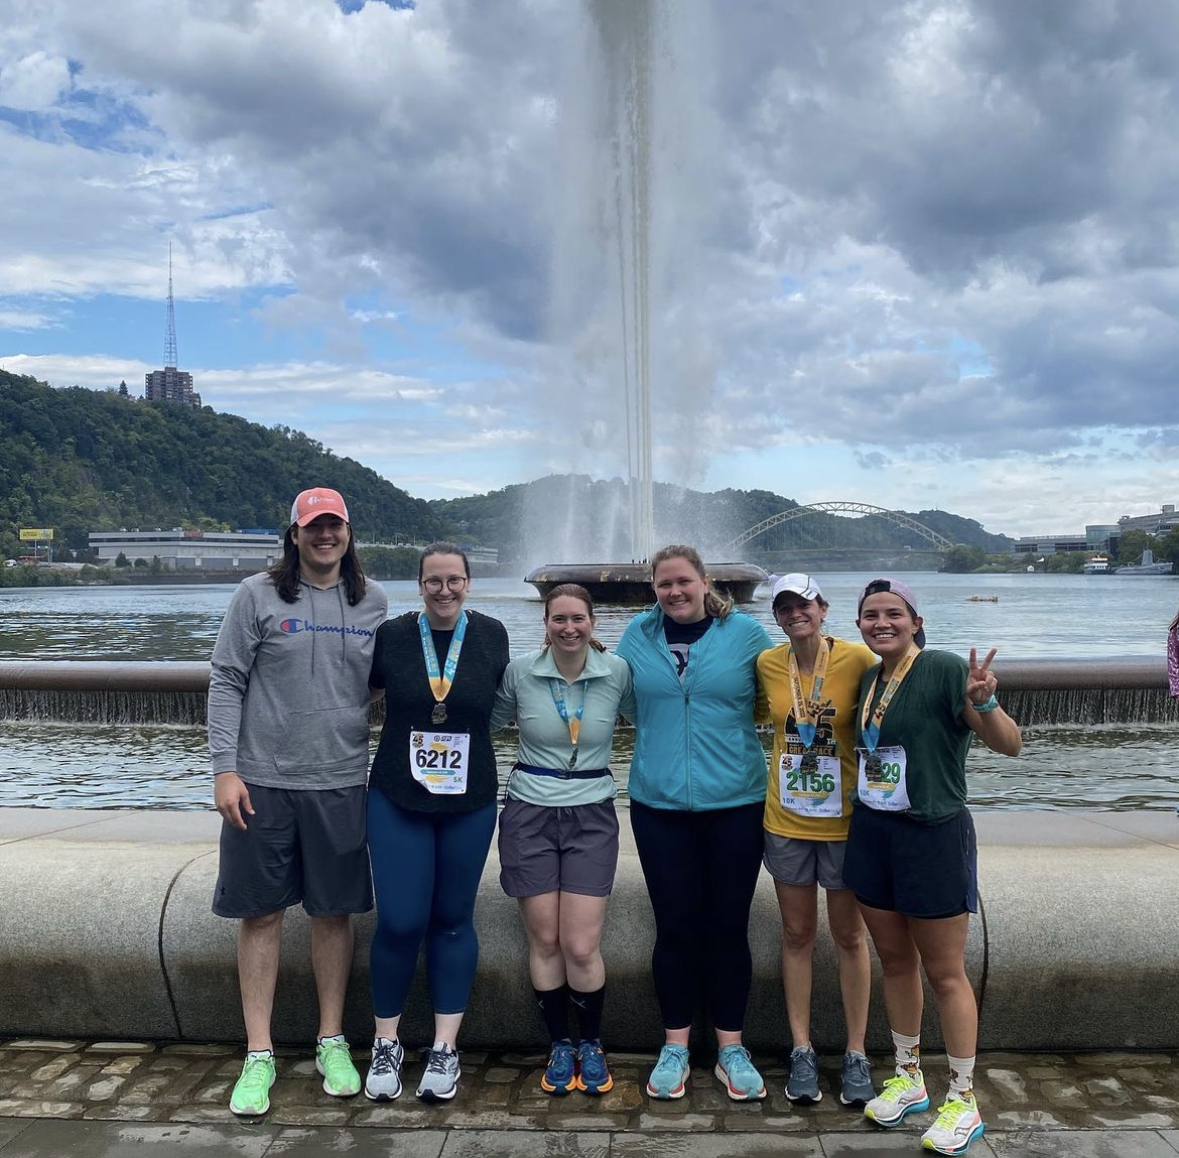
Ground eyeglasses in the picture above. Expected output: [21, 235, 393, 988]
[422, 576, 468, 594]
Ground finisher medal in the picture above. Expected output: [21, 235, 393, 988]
[799, 751, 819, 773]
[865, 752, 883, 778]
[431, 702, 448, 726]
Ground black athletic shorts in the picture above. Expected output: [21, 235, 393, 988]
[212, 782, 373, 918]
[843, 804, 977, 919]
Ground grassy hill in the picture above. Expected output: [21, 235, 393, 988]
[0, 371, 444, 559]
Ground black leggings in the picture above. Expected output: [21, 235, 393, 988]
[629, 799, 765, 1033]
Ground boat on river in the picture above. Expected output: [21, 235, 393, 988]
[1082, 555, 1111, 574]
[1114, 549, 1173, 576]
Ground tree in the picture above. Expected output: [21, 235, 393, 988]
[115, 552, 130, 568]
[939, 545, 986, 573]
[1115, 529, 1154, 565]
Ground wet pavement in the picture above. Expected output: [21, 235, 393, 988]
[1, 1039, 1178, 1155]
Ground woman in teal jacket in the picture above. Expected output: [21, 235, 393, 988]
[616, 544, 773, 1104]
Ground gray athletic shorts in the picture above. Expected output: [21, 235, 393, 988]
[498, 798, 619, 899]
[213, 782, 373, 918]
[763, 830, 849, 891]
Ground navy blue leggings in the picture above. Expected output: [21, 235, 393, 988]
[629, 799, 765, 1032]
[367, 789, 497, 1018]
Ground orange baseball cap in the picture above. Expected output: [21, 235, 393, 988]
[290, 487, 350, 526]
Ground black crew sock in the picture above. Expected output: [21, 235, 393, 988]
[568, 984, 605, 1043]
[533, 984, 571, 1042]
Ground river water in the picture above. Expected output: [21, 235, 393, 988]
[2, 572, 1177, 811]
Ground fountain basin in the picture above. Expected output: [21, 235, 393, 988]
[524, 561, 769, 605]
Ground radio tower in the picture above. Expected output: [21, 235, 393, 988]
[144, 244, 200, 406]
[164, 242, 178, 369]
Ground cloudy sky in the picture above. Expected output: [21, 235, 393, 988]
[2, 0, 1178, 539]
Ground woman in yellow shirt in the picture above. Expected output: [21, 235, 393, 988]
[756, 574, 876, 1108]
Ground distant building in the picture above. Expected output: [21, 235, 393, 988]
[89, 528, 279, 570]
[145, 367, 200, 407]
[1117, 505, 1179, 535]
[144, 245, 201, 409]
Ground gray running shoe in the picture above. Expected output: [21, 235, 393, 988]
[416, 1045, 460, 1102]
[839, 1050, 875, 1107]
[364, 1037, 404, 1101]
[785, 1044, 822, 1103]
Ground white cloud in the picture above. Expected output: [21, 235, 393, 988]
[3, 0, 1179, 535]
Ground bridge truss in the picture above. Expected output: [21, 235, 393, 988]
[727, 501, 955, 553]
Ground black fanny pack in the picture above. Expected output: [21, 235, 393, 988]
[512, 761, 612, 781]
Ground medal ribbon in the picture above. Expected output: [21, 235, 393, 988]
[787, 638, 830, 750]
[860, 643, 920, 753]
[418, 610, 468, 704]
[549, 679, 587, 766]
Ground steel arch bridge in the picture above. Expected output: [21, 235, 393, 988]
[726, 501, 956, 552]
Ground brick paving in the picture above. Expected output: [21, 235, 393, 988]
[2, 1039, 1179, 1155]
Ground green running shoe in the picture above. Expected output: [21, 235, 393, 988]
[316, 1036, 361, 1097]
[229, 1052, 276, 1116]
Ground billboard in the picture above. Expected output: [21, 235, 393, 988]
[19, 528, 53, 541]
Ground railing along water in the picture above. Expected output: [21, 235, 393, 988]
[0, 658, 1175, 726]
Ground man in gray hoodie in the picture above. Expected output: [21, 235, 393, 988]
[209, 487, 388, 1116]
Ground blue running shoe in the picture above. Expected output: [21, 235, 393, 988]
[786, 1044, 822, 1103]
[646, 1044, 690, 1100]
[575, 1039, 613, 1094]
[714, 1044, 766, 1101]
[540, 1039, 577, 1095]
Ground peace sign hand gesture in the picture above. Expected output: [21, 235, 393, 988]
[967, 646, 998, 705]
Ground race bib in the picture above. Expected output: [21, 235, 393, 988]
[856, 745, 910, 812]
[778, 753, 843, 818]
[409, 730, 470, 795]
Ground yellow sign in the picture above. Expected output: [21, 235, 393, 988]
[19, 528, 53, 541]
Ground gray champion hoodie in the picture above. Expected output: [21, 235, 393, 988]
[208, 571, 388, 789]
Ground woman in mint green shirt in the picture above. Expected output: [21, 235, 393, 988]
[491, 583, 634, 1098]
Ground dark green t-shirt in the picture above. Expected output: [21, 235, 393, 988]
[854, 649, 972, 823]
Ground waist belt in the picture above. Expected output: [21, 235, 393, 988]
[512, 761, 612, 781]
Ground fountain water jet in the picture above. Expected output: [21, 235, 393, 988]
[525, 0, 766, 603]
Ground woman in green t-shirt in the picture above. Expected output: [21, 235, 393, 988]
[843, 577, 1020, 1157]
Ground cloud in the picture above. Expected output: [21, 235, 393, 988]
[3, 0, 1179, 531]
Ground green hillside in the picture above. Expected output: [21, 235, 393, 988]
[0, 371, 444, 558]
[429, 476, 1015, 565]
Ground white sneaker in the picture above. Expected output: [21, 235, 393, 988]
[364, 1037, 404, 1102]
[864, 1068, 930, 1127]
[920, 1096, 985, 1154]
[416, 1045, 460, 1102]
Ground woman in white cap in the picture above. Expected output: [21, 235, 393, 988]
[845, 578, 1020, 1156]
[756, 573, 877, 1109]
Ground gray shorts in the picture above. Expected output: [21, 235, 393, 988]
[213, 783, 373, 918]
[763, 831, 849, 891]
[498, 798, 619, 899]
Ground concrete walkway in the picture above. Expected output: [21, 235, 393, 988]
[2, 1038, 1178, 1156]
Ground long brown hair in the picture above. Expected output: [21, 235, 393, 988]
[267, 524, 368, 606]
[650, 544, 734, 621]
[542, 583, 606, 652]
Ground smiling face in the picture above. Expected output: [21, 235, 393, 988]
[291, 514, 350, 585]
[419, 551, 469, 628]
[545, 594, 594, 657]
[857, 591, 922, 665]
[773, 593, 828, 644]
[653, 555, 709, 623]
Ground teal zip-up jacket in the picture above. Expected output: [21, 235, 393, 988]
[616, 606, 773, 811]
